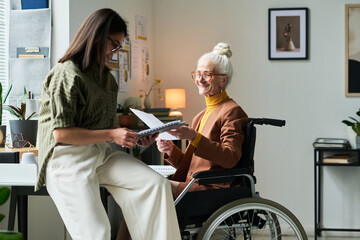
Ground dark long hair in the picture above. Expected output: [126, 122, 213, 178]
[59, 8, 127, 73]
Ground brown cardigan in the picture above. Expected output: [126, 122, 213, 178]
[164, 98, 248, 197]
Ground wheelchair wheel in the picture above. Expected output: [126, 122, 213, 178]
[196, 197, 307, 240]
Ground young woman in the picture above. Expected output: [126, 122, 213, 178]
[36, 8, 180, 240]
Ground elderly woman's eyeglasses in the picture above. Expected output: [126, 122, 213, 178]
[191, 71, 226, 81]
[108, 37, 122, 52]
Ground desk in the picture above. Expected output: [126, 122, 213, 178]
[0, 164, 109, 240]
[314, 148, 360, 239]
[0, 163, 40, 240]
[1, 144, 170, 240]
[0, 147, 38, 158]
[6, 186, 108, 240]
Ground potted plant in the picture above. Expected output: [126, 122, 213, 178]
[342, 109, 360, 149]
[132, 145, 141, 160]
[0, 83, 12, 147]
[4, 87, 38, 147]
[117, 104, 132, 128]
[0, 187, 23, 239]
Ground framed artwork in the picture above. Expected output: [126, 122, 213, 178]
[106, 52, 119, 70]
[268, 8, 309, 60]
[119, 49, 130, 91]
[345, 4, 360, 97]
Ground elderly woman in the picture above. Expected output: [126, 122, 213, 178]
[117, 42, 247, 240]
[157, 42, 248, 197]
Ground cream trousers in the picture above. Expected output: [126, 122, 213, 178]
[46, 142, 181, 240]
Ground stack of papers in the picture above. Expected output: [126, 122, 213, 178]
[322, 154, 357, 164]
[313, 138, 350, 149]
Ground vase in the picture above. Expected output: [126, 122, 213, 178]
[284, 38, 295, 51]
[357, 136, 360, 149]
[144, 95, 151, 110]
[0, 125, 6, 147]
[9, 120, 38, 147]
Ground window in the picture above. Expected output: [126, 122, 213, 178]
[0, 0, 8, 126]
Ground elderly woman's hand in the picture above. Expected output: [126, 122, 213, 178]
[167, 126, 198, 141]
[156, 139, 175, 155]
[137, 132, 159, 146]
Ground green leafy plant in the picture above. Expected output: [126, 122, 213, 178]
[132, 145, 141, 157]
[0, 83, 12, 125]
[117, 104, 132, 115]
[0, 187, 10, 223]
[3, 87, 36, 120]
[0, 186, 23, 239]
[342, 109, 360, 136]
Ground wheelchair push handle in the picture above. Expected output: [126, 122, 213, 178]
[249, 118, 286, 127]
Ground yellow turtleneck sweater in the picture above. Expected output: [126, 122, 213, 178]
[191, 91, 230, 147]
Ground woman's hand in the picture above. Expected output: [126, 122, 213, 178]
[156, 139, 175, 155]
[137, 133, 159, 146]
[167, 126, 198, 141]
[111, 128, 138, 148]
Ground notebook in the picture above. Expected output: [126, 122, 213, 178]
[149, 165, 176, 176]
[137, 120, 186, 139]
[130, 108, 186, 140]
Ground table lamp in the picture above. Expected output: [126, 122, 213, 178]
[165, 88, 186, 116]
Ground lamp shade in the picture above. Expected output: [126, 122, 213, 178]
[165, 88, 186, 109]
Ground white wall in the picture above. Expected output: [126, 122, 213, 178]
[2, 0, 360, 238]
[63, 0, 155, 105]
[153, 0, 360, 235]
[51, 0, 69, 67]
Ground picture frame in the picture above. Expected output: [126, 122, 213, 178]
[268, 8, 309, 60]
[345, 4, 360, 97]
[106, 52, 119, 70]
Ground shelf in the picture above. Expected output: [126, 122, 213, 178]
[315, 148, 360, 166]
[314, 147, 360, 239]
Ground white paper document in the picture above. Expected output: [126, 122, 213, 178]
[130, 108, 181, 140]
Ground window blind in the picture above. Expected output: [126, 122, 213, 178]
[0, 0, 8, 126]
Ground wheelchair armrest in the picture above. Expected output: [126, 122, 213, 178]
[193, 167, 253, 185]
[193, 167, 252, 179]
[174, 167, 256, 206]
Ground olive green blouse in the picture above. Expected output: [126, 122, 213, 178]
[36, 61, 118, 191]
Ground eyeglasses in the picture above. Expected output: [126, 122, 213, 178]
[108, 37, 122, 52]
[191, 71, 227, 81]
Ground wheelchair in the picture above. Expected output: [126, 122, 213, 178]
[174, 118, 308, 240]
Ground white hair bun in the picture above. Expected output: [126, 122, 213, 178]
[212, 42, 232, 58]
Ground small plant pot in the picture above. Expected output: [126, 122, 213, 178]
[0, 230, 23, 240]
[9, 120, 38, 147]
[118, 114, 132, 128]
[356, 136, 360, 149]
